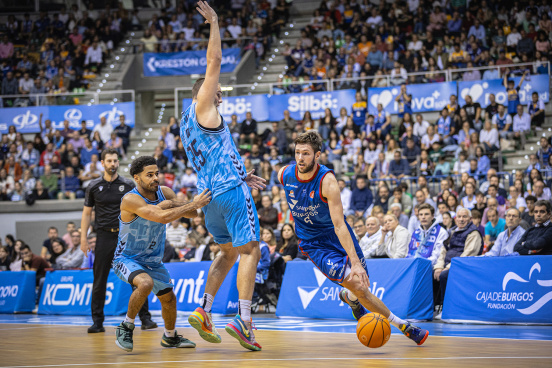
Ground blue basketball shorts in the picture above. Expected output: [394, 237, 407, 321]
[298, 223, 368, 285]
[112, 257, 173, 295]
[203, 182, 260, 247]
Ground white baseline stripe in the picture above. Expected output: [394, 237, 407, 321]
[1, 356, 551, 368]
[0, 322, 551, 342]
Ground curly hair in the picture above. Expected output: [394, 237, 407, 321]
[130, 156, 158, 177]
[294, 131, 323, 153]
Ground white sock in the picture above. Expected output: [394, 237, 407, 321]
[201, 293, 214, 313]
[124, 315, 135, 324]
[347, 289, 358, 302]
[387, 312, 407, 329]
[239, 299, 252, 322]
[164, 328, 176, 337]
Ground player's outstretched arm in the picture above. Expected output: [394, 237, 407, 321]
[158, 186, 204, 218]
[121, 189, 211, 224]
[322, 173, 370, 289]
[195, 1, 222, 129]
[245, 169, 267, 190]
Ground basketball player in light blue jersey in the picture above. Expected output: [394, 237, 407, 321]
[112, 156, 212, 352]
[278, 131, 429, 346]
[180, 1, 266, 352]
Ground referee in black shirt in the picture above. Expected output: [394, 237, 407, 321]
[81, 148, 157, 333]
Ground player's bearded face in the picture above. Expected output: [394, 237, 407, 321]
[298, 157, 315, 174]
[296, 146, 318, 174]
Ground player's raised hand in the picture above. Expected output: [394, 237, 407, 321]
[193, 188, 212, 208]
[245, 169, 267, 190]
[348, 262, 370, 290]
[196, 1, 218, 24]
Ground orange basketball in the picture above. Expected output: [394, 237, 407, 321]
[356, 312, 391, 348]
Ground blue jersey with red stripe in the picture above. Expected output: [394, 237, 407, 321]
[281, 164, 334, 241]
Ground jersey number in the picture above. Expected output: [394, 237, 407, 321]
[187, 139, 206, 172]
[148, 241, 156, 250]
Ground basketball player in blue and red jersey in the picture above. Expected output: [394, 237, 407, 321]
[278, 131, 429, 345]
[180, 1, 266, 351]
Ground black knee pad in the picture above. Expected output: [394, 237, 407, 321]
[156, 287, 173, 297]
[128, 270, 147, 286]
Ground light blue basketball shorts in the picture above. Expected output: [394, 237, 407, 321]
[203, 182, 261, 247]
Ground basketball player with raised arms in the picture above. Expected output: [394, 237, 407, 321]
[180, 1, 266, 351]
[112, 156, 212, 352]
[278, 131, 429, 345]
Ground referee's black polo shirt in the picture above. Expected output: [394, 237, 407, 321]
[84, 175, 135, 230]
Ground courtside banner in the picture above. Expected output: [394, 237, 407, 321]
[442, 256, 552, 324]
[0, 102, 135, 134]
[267, 89, 356, 120]
[276, 258, 433, 320]
[0, 271, 36, 313]
[368, 82, 456, 115]
[182, 94, 269, 123]
[148, 262, 239, 315]
[38, 270, 131, 315]
[143, 48, 241, 77]
[182, 89, 356, 122]
[458, 74, 550, 108]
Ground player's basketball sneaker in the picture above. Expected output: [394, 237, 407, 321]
[339, 289, 367, 320]
[400, 322, 429, 346]
[225, 314, 262, 351]
[160, 331, 196, 348]
[115, 321, 135, 352]
[188, 307, 222, 343]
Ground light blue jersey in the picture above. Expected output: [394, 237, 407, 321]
[113, 186, 167, 265]
[180, 102, 246, 198]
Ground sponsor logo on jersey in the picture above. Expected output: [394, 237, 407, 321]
[99, 186, 103, 191]
[289, 190, 294, 197]
[119, 185, 125, 192]
[309, 191, 315, 199]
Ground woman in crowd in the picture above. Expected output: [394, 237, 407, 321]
[418, 150, 433, 176]
[278, 223, 299, 263]
[376, 214, 410, 258]
[4, 234, 15, 255]
[49, 238, 67, 268]
[335, 107, 349, 136]
[301, 111, 315, 131]
[9, 239, 24, 271]
[398, 113, 413, 138]
[447, 193, 461, 214]
[461, 182, 477, 210]
[318, 107, 335, 140]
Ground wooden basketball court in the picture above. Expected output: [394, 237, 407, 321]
[1, 322, 551, 368]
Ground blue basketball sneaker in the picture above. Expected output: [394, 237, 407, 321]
[400, 322, 429, 345]
[339, 289, 367, 320]
[225, 315, 262, 351]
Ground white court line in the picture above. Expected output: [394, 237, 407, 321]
[1, 322, 552, 342]
[1, 356, 552, 368]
